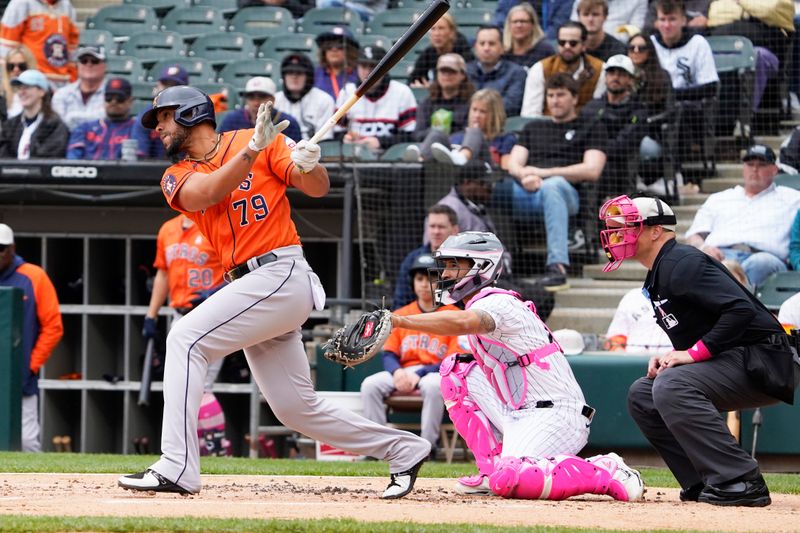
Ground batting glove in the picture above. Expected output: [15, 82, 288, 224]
[291, 140, 321, 173]
[189, 282, 226, 308]
[248, 101, 290, 152]
[142, 317, 159, 341]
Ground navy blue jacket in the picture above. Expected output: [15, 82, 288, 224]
[466, 60, 527, 116]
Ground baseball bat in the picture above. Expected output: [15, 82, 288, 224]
[138, 338, 155, 407]
[309, 0, 450, 144]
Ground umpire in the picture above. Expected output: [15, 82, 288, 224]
[598, 195, 800, 507]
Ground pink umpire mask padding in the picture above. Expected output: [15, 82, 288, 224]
[598, 195, 644, 272]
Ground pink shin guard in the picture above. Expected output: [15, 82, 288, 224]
[440, 355, 501, 476]
[489, 455, 613, 500]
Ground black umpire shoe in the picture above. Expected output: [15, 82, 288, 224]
[118, 469, 194, 495]
[697, 474, 771, 507]
[679, 483, 704, 502]
[539, 264, 569, 292]
[381, 457, 426, 499]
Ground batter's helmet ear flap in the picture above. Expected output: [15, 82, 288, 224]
[142, 86, 216, 130]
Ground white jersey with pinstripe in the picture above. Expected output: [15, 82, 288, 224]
[465, 292, 590, 457]
[469, 293, 586, 405]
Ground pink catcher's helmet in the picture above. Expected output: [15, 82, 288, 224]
[432, 231, 505, 305]
[598, 195, 676, 272]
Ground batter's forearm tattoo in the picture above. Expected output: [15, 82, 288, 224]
[241, 152, 253, 162]
[475, 310, 495, 333]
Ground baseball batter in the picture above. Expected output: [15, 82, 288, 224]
[389, 231, 644, 500]
[118, 86, 430, 499]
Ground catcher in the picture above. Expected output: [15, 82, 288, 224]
[327, 231, 645, 501]
[359, 254, 462, 452]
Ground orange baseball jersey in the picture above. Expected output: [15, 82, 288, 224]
[0, 0, 78, 84]
[160, 129, 300, 270]
[382, 301, 463, 367]
[153, 216, 225, 309]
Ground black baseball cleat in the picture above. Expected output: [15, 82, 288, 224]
[118, 469, 194, 495]
[381, 457, 426, 499]
[679, 482, 704, 502]
[697, 475, 771, 507]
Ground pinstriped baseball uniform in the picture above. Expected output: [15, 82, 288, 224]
[467, 292, 590, 458]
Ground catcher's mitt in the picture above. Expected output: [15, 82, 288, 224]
[323, 309, 392, 368]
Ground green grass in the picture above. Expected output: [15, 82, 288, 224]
[0, 451, 798, 494]
[0, 516, 723, 533]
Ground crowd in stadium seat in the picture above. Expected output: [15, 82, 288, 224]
[0, 0, 799, 313]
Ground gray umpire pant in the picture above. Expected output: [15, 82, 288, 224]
[627, 347, 784, 488]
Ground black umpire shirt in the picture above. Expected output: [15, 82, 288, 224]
[643, 239, 783, 354]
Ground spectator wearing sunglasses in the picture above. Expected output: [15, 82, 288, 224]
[52, 46, 107, 130]
[0, 69, 68, 159]
[2, 45, 37, 120]
[0, 0, 79, 87]
[66, 77, 136, 160]
[521, 21, 606, 117]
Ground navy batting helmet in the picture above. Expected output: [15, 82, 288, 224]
[141, 86, 216, 130]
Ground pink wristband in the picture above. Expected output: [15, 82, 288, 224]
[687, 340, 712, 362]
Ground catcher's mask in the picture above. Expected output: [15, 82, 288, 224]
[598, 195, 676, 272]
[431, 231, 504, 306]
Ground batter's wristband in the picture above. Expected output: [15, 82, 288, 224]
[687, 340, 711, 362]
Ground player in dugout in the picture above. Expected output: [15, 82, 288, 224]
[117, 86, 431, 499]
[599, 194, 800, 507]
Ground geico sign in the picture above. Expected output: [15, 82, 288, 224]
[50, 166, 98, 178]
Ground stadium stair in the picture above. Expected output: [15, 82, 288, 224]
[545, 131, 792, 337]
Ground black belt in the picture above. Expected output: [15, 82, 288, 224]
[224, 251, 279, 282]
[535, 400, 596, 422]
[175, 307, 192, 316]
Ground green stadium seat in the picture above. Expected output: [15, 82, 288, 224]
[228, 7, 295, 42]
[367, 9, 424, 40]
[503, 115, 540, 133]
[217, 59, 282, 89]
[389, 59, 415, 80]
[120, 31, 185, 65]
[106, 56, 146, 82]
[259, 33, 318, 61]
[190, 32, 257, 66]
[131, 99, 152, 116]
[774, 173, 800, 191]
[148, 57, 216, 84]
[297, 7, 363, 36]
[78, 29, 116, 53]
[393, 0, 429, 8]
[453, 8, 494, 40]
[192, 0, 238, 16]
[707, 35, 756, 145]
[194, 82, 240, 109]
[86, 4, 159, 38]
[160, 6, 227, 39]
[123, 0, 180, 16]
[381, 142, 415, 161]
[358, 34, 393, 50]
[456, 0, 499, 10]
[411, 86, 429, 103]
[130, 81, 155, 107]
[755, 271, 800, 311]
[318, 140, 378, 161]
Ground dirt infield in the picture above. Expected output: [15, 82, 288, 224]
[0, 473, 798, 531]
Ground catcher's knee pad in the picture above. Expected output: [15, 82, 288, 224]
[489, 456, 546, 499]
[440, 355, 501, 476]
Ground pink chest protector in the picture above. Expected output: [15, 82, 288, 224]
[465, 288, 563, 410]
